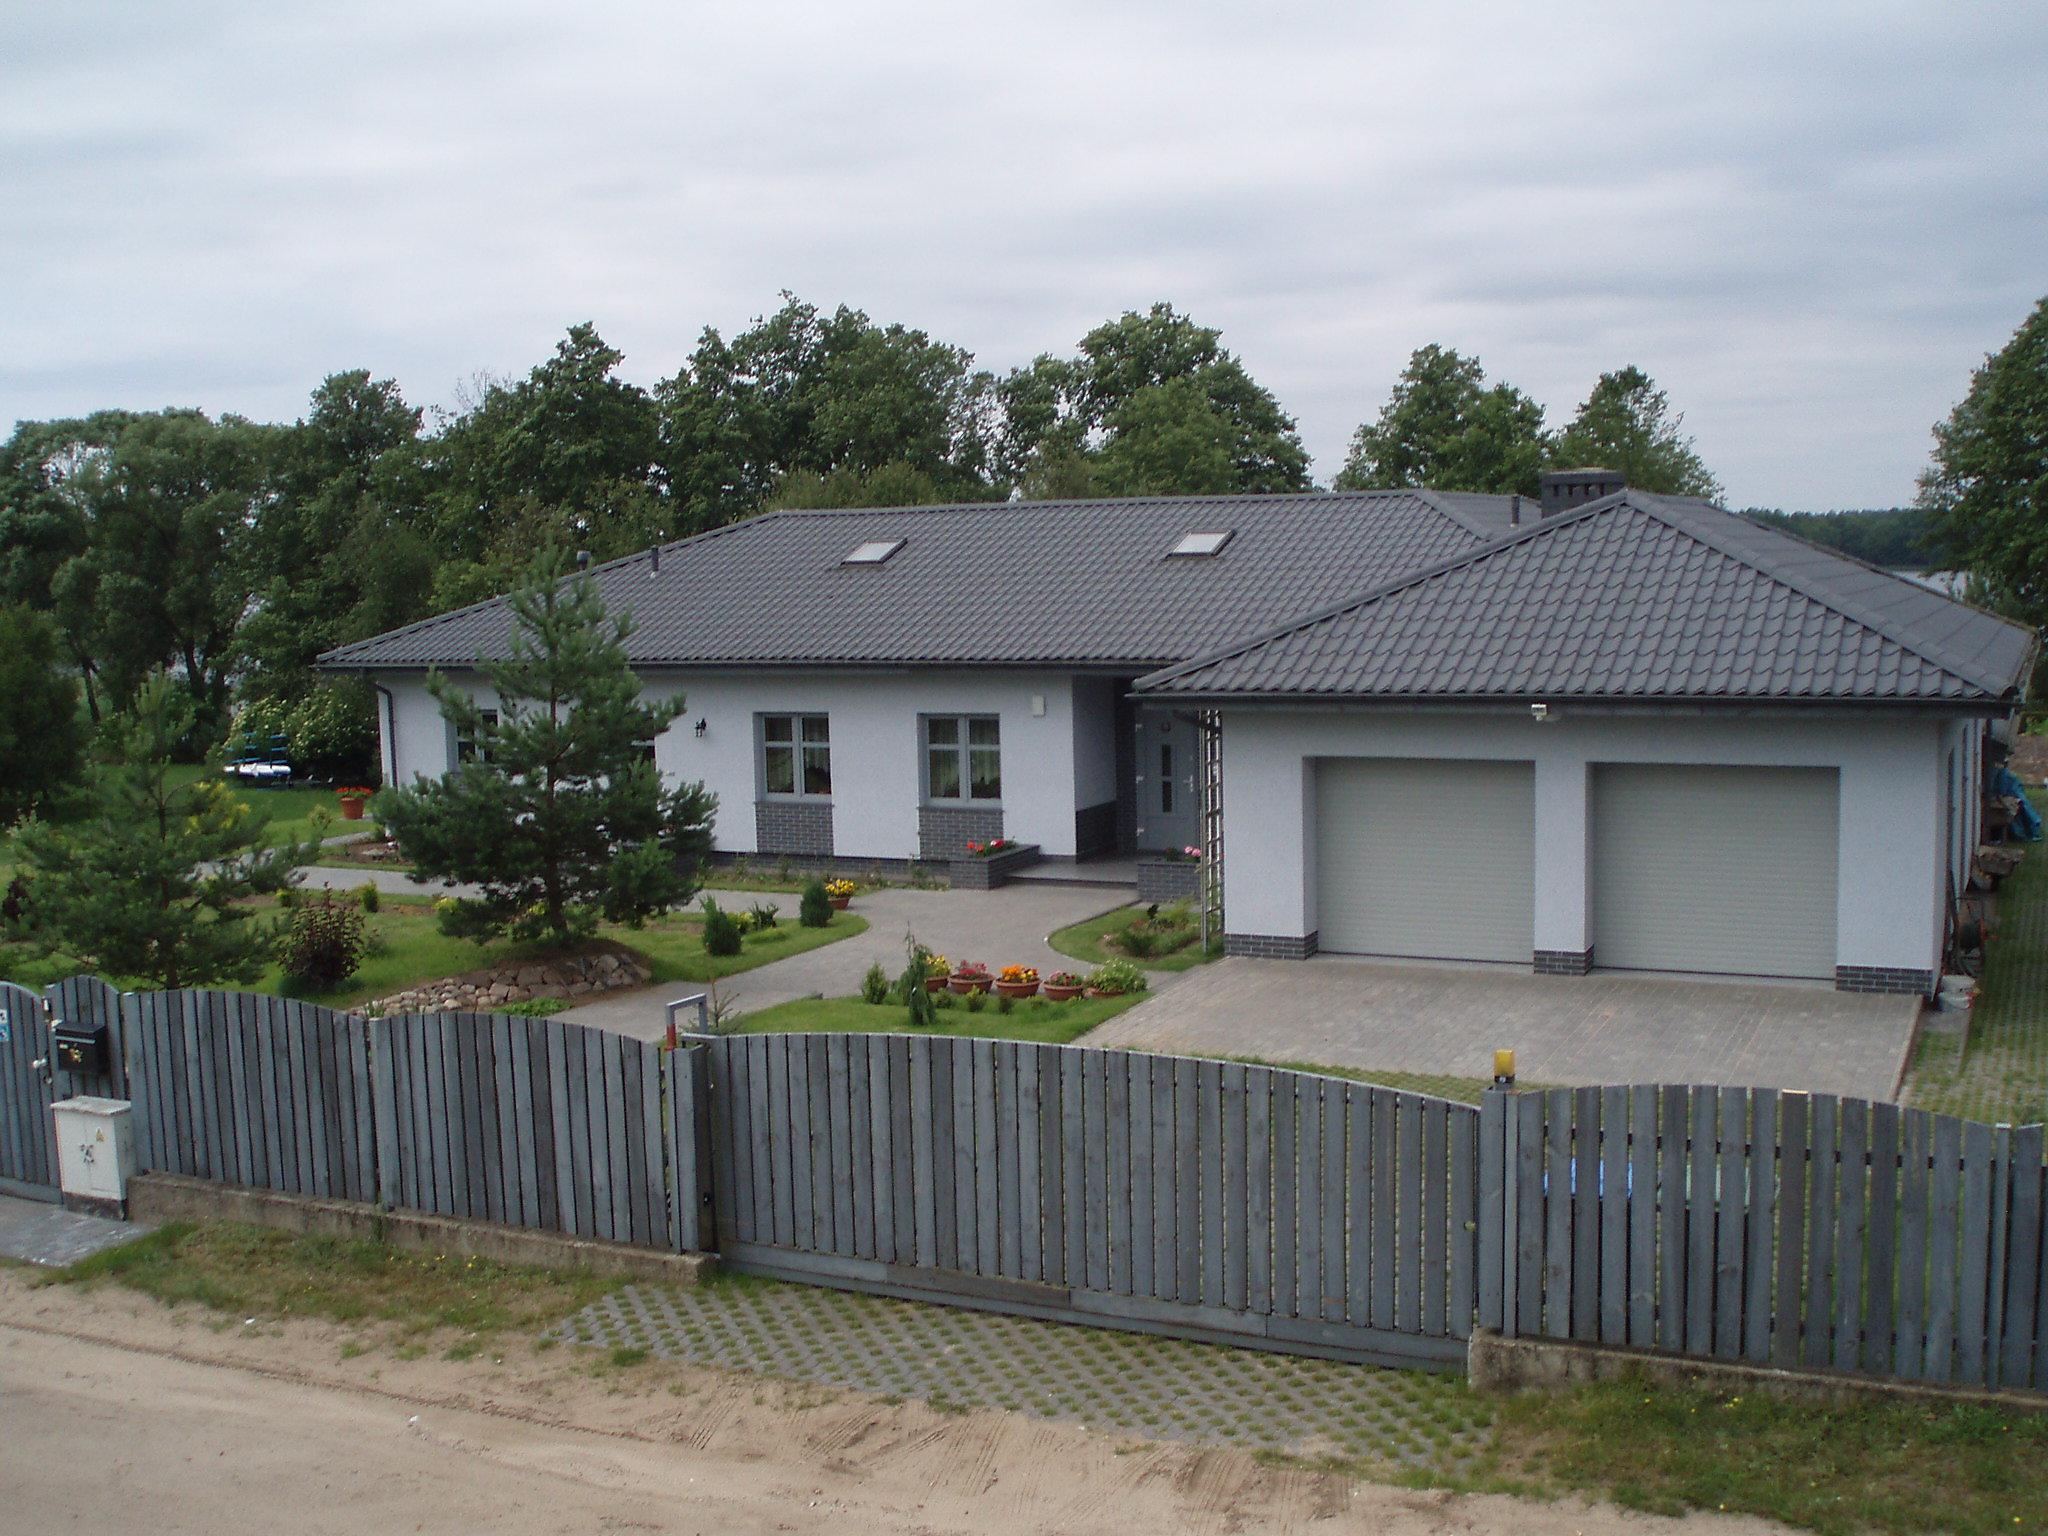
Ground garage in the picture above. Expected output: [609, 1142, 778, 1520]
[1315, 758, 1535, 963]
[1591, 764, 1839, 979]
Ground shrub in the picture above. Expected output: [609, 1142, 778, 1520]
[278, 895, 366, 991]
[897, 937, 939, 1027]
[700, 897, 742, 958]
[497, 996, 569, 1016]
[965, 991, 987, 1013]
[860, 962, 891, 1005]
[356, 882, 380, 914]
[1115, 902, 1196, 960]
[798, 878, 831, 928]
[747, 901, 779, 930]
[1086, 958, 1149, 997]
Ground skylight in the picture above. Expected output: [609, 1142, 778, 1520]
[843, 539, 905, 566]
[1169, 530, 1234, 558]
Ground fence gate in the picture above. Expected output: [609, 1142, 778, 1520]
[702, 1034, 1479, 1369]
[0, 982, 57, 1200]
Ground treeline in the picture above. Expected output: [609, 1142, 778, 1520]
[1740, 506, 1937, 570]
[0, 295, 1723, 783]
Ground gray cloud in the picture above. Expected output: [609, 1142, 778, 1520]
[2, 0, 2042, 507]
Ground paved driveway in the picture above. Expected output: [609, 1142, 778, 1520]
[566, 883, 1149, 1040]
[1087, 956, 1922, 1101]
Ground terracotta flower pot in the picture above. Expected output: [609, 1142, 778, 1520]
[924, 976, 947, 993]
[1043, 983, 1084, 1002]
[995, 980, 1039, 999]
[828, 895, 851, 911]
[338, 797, 367, 821]
[949, 973, 992, 995]
[1086, 987, 1126, 1000]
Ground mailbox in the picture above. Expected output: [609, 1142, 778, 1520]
[52, 1017, 109, 1079]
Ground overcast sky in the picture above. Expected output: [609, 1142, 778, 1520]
[3, 3, 2042, 510]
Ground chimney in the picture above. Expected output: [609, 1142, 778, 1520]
[1509, 494, 1522, 527]
[1539, 467, 1626, 518]
[649, 545, 662, 578]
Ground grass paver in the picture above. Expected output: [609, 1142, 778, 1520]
[555, 1274, 1491, 1474]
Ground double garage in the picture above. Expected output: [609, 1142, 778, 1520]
[1313, 757, 1841, 980]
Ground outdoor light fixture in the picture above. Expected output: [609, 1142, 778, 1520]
[1530, 702, 1551, 723]
[693, 718, 707, 737]
[1492, 1049, 1517, 1089]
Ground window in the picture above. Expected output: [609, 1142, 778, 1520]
[843, 539, 904, 565]
[455, 708, 499, 764]
[762, 714, 831, 797]
[1169, 530, 1234, 557]
[925, 715, 1000, 802]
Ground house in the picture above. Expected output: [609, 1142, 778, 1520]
[321, 471, 2032, 997]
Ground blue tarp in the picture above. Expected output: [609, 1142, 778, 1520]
[1993, 764, 2043, 841]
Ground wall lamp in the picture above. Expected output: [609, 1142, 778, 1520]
[1530, 703, 1552, 723]
[693, 718, 708, 738]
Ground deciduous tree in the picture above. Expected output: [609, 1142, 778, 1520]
[0, 605, 83, 822]
[1335, 344, 1550, 495]
[1552, 366, 1722, 499]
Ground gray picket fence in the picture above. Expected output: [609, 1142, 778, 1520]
[703, 1033, 1478, 1369]
[13, 976, 2048, 1394]
[1478, 1084, 2048, 1394]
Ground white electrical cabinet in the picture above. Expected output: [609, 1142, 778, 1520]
[51, 1096, 137, 1213]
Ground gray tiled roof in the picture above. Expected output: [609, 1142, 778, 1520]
[319, 491, 1500, 671]
[1135, 492, 2034, 707]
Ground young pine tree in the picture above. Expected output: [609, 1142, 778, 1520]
[377, 549, 717, 947]
[6, 674, 312, 988]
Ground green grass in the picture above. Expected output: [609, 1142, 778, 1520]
[1047, 904, 1222, 973]
[165, 763, 343, 850]
[735, 990, 1143, 1044]
[5, 897, 866, 1009]
[1206, 1054, 1525, 1105]
[1905, 793, 2048, 1125]
[1487, 1371, 2048, 1536]
[47, 1220, 621, 1342]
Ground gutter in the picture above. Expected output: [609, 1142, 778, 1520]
[365, 673, 398, 786]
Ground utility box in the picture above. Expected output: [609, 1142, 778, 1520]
[52, 1017, 110, 1080]
[51, 1097, 136, 1219]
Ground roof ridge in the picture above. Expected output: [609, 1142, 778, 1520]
[1628, 496, 2027, 696]
[749, 487, 1450, 521]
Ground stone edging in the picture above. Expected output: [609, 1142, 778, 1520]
[369, 946, 651, 1015]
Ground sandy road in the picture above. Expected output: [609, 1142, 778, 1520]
[0, 1276, 1786, 1535]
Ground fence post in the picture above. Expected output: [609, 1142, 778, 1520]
[1484, 1047, 1519, 1338]
[370, 1016, 401, 1211]
[665, 1042, 715, 1253]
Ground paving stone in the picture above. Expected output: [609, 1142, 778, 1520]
[554, 1276, 1491, 1472]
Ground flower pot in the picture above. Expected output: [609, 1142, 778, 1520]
[924, 975, 947, 993]
[949, 974, 992, 995]
[1086, 987, 1126, 1000]
[338, 798, 367, 821]
[994, 980, 1039, 999]
[828, 895, 851, 911]
[1043, 983, 1084, 1002]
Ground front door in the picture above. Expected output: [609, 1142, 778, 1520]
[1133, 709, 1200, 854]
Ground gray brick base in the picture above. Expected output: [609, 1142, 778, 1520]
[919, 804, 1004, 862]
[1136, 858, 1203, 905]
[951, 842, 1041, 891]
[1225, 931, 1319, 961]
[1835, 964, 1935, 996]
[1075, 799, 1118, 860]
[754, 800, 834, 858]
[1533, 947, 1594, 976]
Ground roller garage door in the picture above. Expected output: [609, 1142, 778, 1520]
[1315, 758, 1535, 963]
[1591, 764, 1839, 979]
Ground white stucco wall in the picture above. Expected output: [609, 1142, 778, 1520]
[1070, 675, 1121, 811]
[374, 667, 1099, 860]
[1218, 706, 1962, 979]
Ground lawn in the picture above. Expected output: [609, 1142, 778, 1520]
[165, 763, 344, 851]
[3, 896, 867, 1010]
[1047, 904, 1222, 973]
[736, 989, 1143, 1044]
[1904, 794, 2048, 1124]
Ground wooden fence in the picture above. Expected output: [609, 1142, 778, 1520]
[703, 1033, 1479, 1369]
[1479, 1084, 2048, 1393]
[12, 976, 2048, 1393]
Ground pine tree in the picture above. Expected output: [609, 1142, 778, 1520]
[377, 550, 717, 947]
[6, 674, 311, 988]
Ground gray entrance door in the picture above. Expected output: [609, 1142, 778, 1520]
[1134, 709, 1200, 853]
[0, 982, 57, 1200]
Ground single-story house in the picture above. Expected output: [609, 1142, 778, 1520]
[321, 471, 2032, 996]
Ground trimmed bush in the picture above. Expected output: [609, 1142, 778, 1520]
[700, 897, 742, 958]
[798, 877, 832, 928]
[356, 881, 380, 914]
[861, 962, 891, 1005]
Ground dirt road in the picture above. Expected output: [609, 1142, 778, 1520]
[0, 1275, 1784, 1535]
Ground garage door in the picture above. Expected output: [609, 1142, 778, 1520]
[1592, 764, 1839, 979]
[1316, 759, 1535, 963]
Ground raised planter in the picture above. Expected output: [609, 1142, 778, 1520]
[950, 841, 1042, 891]
[1136, 855, 1203, 904]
